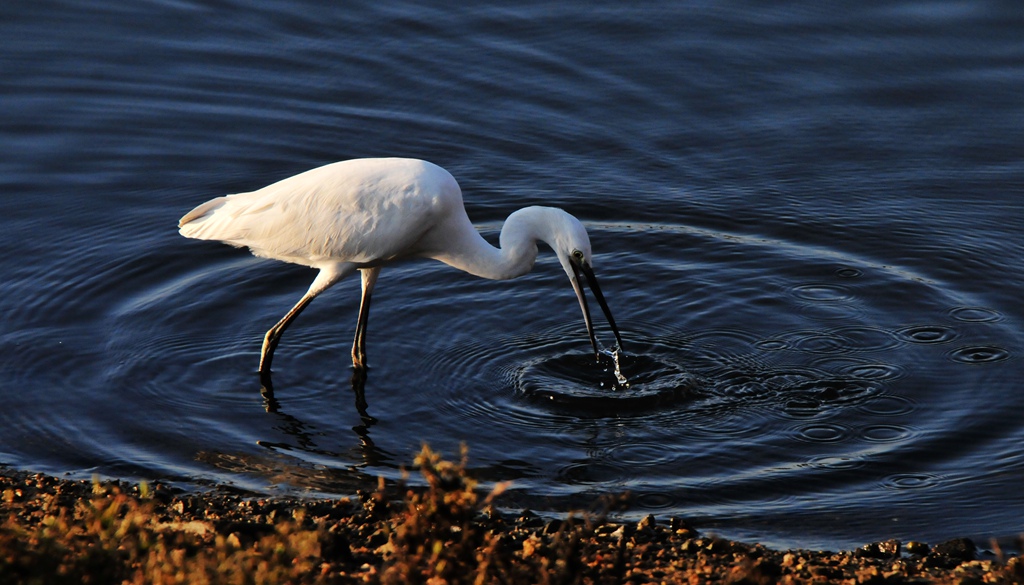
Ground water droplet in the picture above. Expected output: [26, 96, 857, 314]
[604, 346, 629, 387]
[516, 352, 703, 413]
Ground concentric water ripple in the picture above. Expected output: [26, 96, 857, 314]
[948, 345, 1011, 364]
[4, 202, 1016, 555]
[834, 267, 863, 279]
[790, 283, 855, 303]
[791, 422, 853, 444]
[394, 222, 1022, 549]
[804, 455, 866, 471]
[606, 442, 681, 468]
[896, 325, 959, 344]
[841, 362, 905, 380]
[882, 473, 942, 491]
[861, 424, 916, 443]
[858, 395, 917, 417]
[516, 354, 704, 412]
[423, 319, 900, 424]
[948, 306, 1003, 323]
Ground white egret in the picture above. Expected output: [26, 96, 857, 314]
[178, 157, 621, 376]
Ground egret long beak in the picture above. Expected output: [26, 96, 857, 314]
[570, 259, 623, 359]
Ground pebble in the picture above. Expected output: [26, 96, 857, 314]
[906, 540, 930, 555]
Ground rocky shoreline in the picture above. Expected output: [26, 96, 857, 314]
[2, 449, 1020, 584]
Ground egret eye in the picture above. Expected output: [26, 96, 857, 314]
[572, 249, 585, 262]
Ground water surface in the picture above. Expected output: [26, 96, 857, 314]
[2, 0, 1022, 551]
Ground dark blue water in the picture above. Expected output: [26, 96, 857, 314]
[2, 1, 1022, 551]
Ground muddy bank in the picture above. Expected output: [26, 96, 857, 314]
[1, 449, 1021, 584]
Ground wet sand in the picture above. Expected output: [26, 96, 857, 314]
[1, 456, 1020, 584]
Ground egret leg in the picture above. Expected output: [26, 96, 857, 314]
[258, 265, 352, 376]
[351, 267, 380, 369]
[259, 293, 316, 375]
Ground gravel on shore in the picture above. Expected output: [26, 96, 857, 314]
[2, 449, 1021, 584]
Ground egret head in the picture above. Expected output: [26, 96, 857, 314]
[550, 213, 623, 359]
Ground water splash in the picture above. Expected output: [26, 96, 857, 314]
[600, 345, 630, 389]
